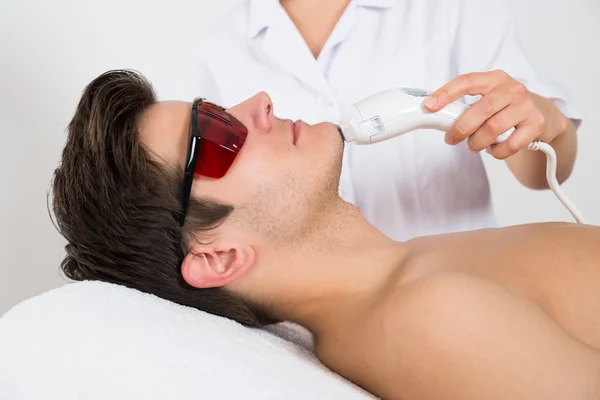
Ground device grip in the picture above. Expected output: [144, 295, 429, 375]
[365, 102, 467, 144]
[339, 87, 515, 145]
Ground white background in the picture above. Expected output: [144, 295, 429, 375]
[1, 0, 599, 316]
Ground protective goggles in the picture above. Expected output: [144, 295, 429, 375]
[178, 97, 248, 226]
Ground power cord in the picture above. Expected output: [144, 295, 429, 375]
[526, 141, 586, 224]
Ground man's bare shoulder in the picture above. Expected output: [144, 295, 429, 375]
[502, 221, 600, 239]
[364, 272, 600, 400]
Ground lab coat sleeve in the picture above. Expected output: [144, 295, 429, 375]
[446, 0, 582, 128]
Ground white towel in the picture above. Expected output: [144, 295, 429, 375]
[0, 280, 377, 400]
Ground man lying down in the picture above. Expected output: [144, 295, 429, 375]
[52, 70, 600, 400]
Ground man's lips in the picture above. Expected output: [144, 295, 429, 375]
[284, 119, 302, 144]
[285, 119, 295, 144]
[293, 120, 303, 144]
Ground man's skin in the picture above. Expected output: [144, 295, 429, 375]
[140, 92, 600, 399]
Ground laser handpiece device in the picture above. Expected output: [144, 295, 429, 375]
[338, 87, 516, 145]
[337, 87, 586, 224]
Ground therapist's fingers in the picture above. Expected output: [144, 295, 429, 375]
[466, 102, 529, 152]
[486, 121, 538, 160]
[424, 70, 512, 111]
[445, 81, 516, 146]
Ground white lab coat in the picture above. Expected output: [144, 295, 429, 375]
[192, 0, 581, 242]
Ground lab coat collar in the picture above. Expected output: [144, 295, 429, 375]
[247, 0, 395, 39]
[247, 0, 329, 98]
[248, 0, 276, 39]
[246, 0, 394, 98]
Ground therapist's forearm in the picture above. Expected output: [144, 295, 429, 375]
[505, 101, 578, 191]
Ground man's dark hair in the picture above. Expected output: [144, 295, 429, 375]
[51, 69, 276, 327]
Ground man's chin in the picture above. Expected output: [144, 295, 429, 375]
[308, 121, 345, 181]
[328, 130, 345, 191]
[317, 122, 346, 149]
[335, 124, 346, 144]
[320, 122, 344, 138]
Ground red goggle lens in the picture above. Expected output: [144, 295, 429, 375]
[194, 102, 248, 179]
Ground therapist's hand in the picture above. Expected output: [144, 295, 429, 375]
[423, 70, 569, 160]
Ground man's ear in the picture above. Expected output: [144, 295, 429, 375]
[181, 243, 256, 289]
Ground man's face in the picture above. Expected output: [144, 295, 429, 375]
[140, 91, 345, 245]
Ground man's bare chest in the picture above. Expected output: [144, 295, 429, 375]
[404, 223, 600, 351]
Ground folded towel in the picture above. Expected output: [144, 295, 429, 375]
[0, 281, 376, 400]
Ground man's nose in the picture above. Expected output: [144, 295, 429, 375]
[228, 91, 274, 133]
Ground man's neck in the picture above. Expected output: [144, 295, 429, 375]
[254, 200, 410, 339]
